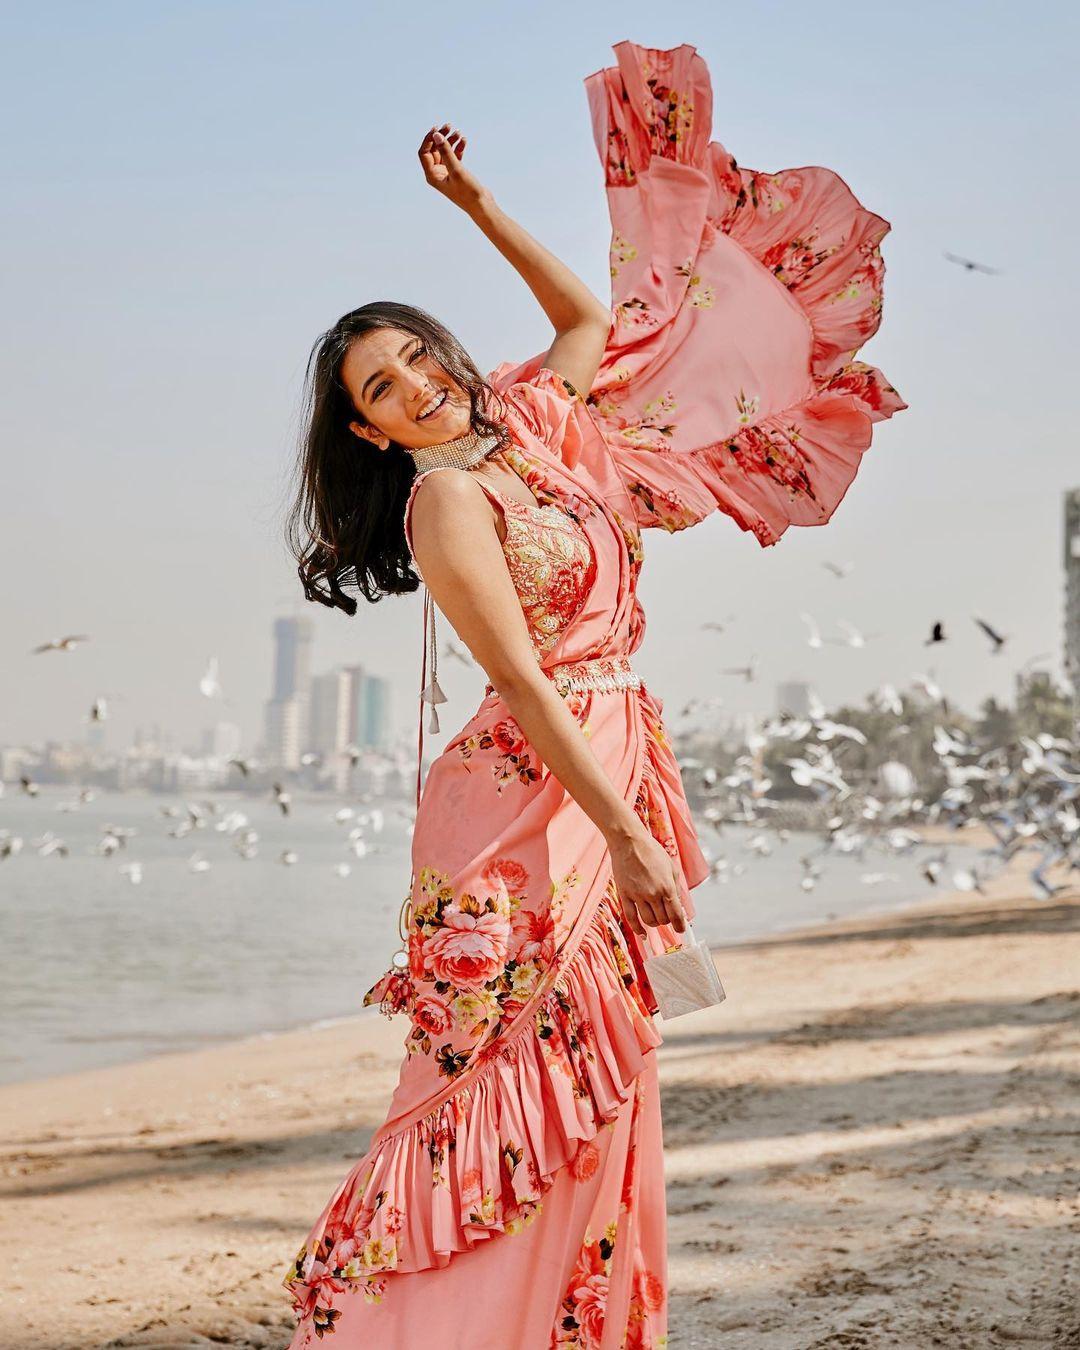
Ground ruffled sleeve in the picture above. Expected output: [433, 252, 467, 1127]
[492, 40, 907, 545]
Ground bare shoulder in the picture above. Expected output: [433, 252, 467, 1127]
[410, 467, 486, 513]
[408, 469, 498, 559]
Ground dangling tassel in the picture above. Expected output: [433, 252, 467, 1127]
[419, 586, 447, 732]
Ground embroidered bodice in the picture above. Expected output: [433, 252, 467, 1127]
[482, 485, 597, 656]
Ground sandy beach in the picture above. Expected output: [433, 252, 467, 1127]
[3, 853, 1077, 1350]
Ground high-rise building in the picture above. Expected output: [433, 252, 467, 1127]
[310, 670, 352, 760]
[1065, 488, 1080, 696]
[265, 615, 315, 768]
[271, 615, 315, 701]
[265, 697, 305, 771]
[343, 664, 394, 753]
[362, 674, 393, 753]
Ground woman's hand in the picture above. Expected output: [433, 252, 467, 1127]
[418, 123, 488, 212]
[608, 822, 688, 940]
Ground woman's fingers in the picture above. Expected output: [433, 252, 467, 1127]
[631, 882, 687, 934]
[418, 127, 439, 178]
[631, 895, 657, 930]
[623, 899, 646, 937]
[667, 862, 689, 931]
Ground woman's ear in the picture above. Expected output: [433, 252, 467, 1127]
[350, 419, 391, 451]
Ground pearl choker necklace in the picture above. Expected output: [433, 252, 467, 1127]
[408, 426, 504, 474]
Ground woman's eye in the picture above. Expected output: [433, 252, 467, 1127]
[371, 346, 424, 400]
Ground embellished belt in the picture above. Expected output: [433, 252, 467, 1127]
[485, 653, 641, 699]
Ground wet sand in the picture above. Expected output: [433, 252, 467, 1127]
[2, 852, 1077, 1349]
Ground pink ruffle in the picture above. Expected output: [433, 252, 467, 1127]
[581, 40, 907, 545]
[282, 892, 662, 1325]
[606, 363, 906, 545]
[703, 156, 893, 383]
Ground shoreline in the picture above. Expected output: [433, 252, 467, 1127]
[2, 820, 997, 1095]
[5, 847, 1074, 1348]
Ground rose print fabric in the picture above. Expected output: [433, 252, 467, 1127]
[282, 39, 904, 1348]
[490, 39, 905, 547]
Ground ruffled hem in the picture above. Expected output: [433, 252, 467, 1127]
[281, 888, 662, 1328]
[580, 41, 907, 542]
[609, 359, 906, 545]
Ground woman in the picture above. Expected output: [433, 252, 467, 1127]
[281, 41, 905, 1348]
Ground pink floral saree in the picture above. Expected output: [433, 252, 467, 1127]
[282, 39, 904, 1349]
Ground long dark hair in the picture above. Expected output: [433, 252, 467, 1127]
[285, 301, 508, 615]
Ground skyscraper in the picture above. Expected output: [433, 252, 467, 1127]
[343, 665, 394, 753]
[310, 670, 352, 760]
[361, 673, 393, 753]
[271, 615, 315, 701]
[265, 615, 315, 768]
[1065, 488, 1080, 697]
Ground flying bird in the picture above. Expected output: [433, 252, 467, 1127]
[925, 621, 946, 646]
[832, 620, 879, 649]
[800, 613, 824, 650]
[723, 656, 758, 682]
[911, 672, 946, 705]
[199, 657, 223, 699]
[31, 635, 90, 654]
[822, 561, 854, 579]
[973, 617, 1007, 653]
[944, 250, 1001, 275]
[444, 638, 475, 668]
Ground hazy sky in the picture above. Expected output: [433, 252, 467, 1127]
[3, 1, 1077, 755]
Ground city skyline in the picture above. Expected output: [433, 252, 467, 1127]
[3, 5, 1077, 753]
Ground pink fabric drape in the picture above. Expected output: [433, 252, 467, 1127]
[281, 38, 903, 1348]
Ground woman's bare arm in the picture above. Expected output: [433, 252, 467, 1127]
[418, 124, 610, 399]
[410, 470, 686, 936]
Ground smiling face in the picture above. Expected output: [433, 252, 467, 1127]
[341, 327, 473, 451]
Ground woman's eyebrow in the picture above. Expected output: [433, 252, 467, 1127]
[361, 338, 420, 401]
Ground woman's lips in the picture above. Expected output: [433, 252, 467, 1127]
[417, 390, 448, 421]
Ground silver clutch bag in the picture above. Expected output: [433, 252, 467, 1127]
[643, 923, 727, 1020]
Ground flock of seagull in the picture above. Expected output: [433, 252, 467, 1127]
[8, 537, 1077, 916]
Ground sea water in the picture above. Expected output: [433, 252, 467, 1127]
[0, 787, 981, 1086]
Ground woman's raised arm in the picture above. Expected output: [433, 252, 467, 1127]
[417, 124, 609, 399]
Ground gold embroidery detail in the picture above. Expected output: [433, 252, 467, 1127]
[498, 499, 597, 654]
